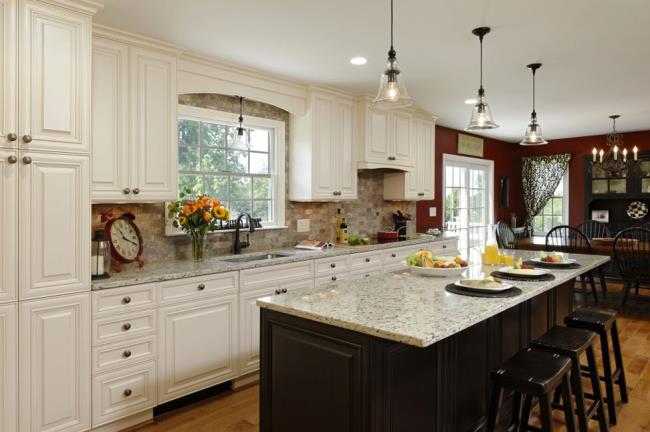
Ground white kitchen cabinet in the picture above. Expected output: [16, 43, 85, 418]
[0, 149, 17, 303]
[382, 245, 428, 273]
[0, 303, 17, 432]
[0, 0, 16, 149]
[91, 33, 178, 203]
[384, 116, 436, 201]
[357, 98, 415, 170]
[19, 0, 93, 154]
[19, 152, 90, 300]
[19, 292, 91, 432]
[158, 294, 238, 403]
[289, 88, 357, 201]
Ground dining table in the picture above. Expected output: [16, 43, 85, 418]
[513, 236, 616, 257]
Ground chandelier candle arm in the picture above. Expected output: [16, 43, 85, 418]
[592, 147, 597, 162]
[634, 146, 638, 161]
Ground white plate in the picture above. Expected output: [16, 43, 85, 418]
[402, 261, 469, 278]
[529, 258, 577, 266]
[454, 279, 514, 292]
[497, 267, 550, 277]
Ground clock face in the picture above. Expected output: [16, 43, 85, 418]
[109, 218, 141, 261]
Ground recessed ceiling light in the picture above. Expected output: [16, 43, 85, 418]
[464, 98, 478, 105]
[350, 56, 368, 66]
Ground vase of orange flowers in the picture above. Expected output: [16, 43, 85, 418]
[167, 189, 230, 261]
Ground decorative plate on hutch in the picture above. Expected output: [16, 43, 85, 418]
[626, 201, 648, 220]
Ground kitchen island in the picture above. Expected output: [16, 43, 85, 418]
[257, 251, 610, 432]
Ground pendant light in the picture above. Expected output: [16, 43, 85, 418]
[466, 27, 498, 130]
[235, 96, 247, 147]
[520, 63, 548, 145]
[372, 0, 413, 108]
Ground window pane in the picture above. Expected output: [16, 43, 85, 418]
[204, 175, 228, 198]
[253, 177, 272, 199]
[250, 129, 269, 152]
[227, 150, 249, 173]
[250, 152, 269, 174]
[201, 148, 227, 172]
[201, 122, 226, 147]
[544, 216, 553, 231]
[253, 200, 272, 222]
[533, 216, 544, 232]
[229, 200, 252, 219]
[179, 175, 202, 196]
[553, 198, 563, 217]
[469, 189, 483, 209]
[230, 176, 252, 199]
[469, 207, 484, 225]
[179, 146, 200, 171]
[178, 119, 199, 146]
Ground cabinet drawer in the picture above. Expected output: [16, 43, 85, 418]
[315, 256, 349, 276]
[92, 335, 156, 374]
[159, 272, 238, 305]
[349, 269, 376, 280]
[92, 361, 157, 427]
[240, 261, 314, 292]
[382, 246, 426, 272]
[349, 251, 383, 272]
[315, 273, 348, 288]
[92, 283, 156, 317]
[93, 309, 156, 346]
[430, 239, 459, 254]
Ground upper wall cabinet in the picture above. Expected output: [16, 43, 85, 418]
[0, 0, 16, 150]
[91, 32, 178, 202]
[290, 88, 357, 201]
[384, 116, 436, 201]
[356, 98, 415, 171]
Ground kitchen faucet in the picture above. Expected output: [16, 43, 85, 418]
[233, 212, 256, 254]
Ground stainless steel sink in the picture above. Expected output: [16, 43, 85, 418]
[221, 253, 293, 263]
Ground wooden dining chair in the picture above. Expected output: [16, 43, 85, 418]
[546, 225, 599, 302]
[613, 227, 650, 306]
[576, 220, 611, 298]
[495, 220, 516, 249]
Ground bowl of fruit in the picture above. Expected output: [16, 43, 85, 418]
[402, 249, 469, 277]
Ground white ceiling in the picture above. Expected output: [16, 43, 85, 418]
[95, 0, 650, 143]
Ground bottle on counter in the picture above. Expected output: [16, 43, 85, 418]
[335, 208, 342, 243]
[339, 218, 348, 244]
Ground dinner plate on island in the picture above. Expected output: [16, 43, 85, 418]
[454, 278, 514, 293]
[496, 266, 550, 278]
[528, 251, 577, 267]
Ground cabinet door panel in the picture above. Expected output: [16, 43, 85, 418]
[312, 94, 335, 198]
[0, 150, 16, 303]
[19, 293, 91, 432]
[19, 0, 91, 153]
[337, 100, 357, 199]
[0, 0, 16, 149]
[239, 287, 274, 375]
[91, 38, 129, 201]
[392, 111, 413, 166]
[130, 47, 177, 200]
[419, 120, 435, 199]
[366, 107, 390, 163]
[19, 152, 90, 299]
[158, 295, 238, 403]
[0, 303, 17, 432]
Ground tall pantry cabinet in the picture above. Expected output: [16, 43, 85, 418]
[0, 0, 98, 431]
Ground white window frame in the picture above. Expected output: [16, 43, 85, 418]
[532, 170, 569, 236]
[442, 153, 494, 254]
[166, 105, 286, 236]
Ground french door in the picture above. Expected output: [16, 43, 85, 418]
[443, 154, 493, 256]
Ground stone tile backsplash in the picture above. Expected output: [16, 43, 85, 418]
[91, 94, 416, 262]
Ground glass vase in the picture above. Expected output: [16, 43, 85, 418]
[190, 231, 206, 261]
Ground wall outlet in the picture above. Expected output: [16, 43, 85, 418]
[429, 207, 437, 217]
[296, 219, 310, 233]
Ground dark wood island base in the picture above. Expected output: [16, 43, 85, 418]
[260, 279, 575, 432]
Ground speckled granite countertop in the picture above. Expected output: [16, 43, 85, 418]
[256, 251, 610, 348]
[92, 235, 455, 290]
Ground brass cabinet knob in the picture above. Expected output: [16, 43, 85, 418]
[22, 156, 32, 164]
[123, 389, 132, 397]
[330, 263, 336, 268]
[22, 134, 32, 143]
[123, 188, 131, 195]
[132, 188, 140, 195]
[282, 288, 288, 293]
[122, 323, 131, 331]
[275, 289, 281, 295]
[197, 283, 205, 291]
[7, 133, 17, 142]
[331, 276, 337, 281]
[442, 245, 447, 249]
[7, 155, 17, 164]
[123, 350, 132, 358]
[122, 296, 131, 304]
[391, 253, 396, 258]
[365, 258, 370, 262]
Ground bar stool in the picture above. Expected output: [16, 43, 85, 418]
[486, 348, 576, 432]
[531, 326, 608, 432]
[564, 308, 628, 425]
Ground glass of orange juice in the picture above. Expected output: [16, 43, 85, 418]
[502, 254, 515, 266]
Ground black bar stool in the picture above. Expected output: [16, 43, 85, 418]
[530, 326, 608, 432]
[486, 348, 576, 432]
[564, 308, 628, 425]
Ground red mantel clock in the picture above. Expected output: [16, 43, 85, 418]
[101, 209, 144, 273]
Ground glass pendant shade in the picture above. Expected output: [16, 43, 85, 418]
[466, 94, 498, 130]
[520, 115, 548, 145]
[373, 57, 413, 108]
[235, 126, 247, 147]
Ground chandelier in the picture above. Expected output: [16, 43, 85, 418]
[592, 115, 637, 177]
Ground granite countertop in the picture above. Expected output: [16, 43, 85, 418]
[92, 235, 455, 290]
[256, 251, 610, 348]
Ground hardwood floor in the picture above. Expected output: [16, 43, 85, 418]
[131, 283, 650, 432]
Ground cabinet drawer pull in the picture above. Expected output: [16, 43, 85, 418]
[133, 188, 140, 195]
[123, 388, 132, 397]
[7, 155, 17, 164]
[282, 288, 288, 294]
[122, 296, 131, 304]
[275, 289, 281, 295]
[7, 132, 17, 142]
[331, 276, 337, 281]
[442, 245, 447, 249]
[197, 283, 205, 291]
[22, 134, 32, 143]
[391, 253, 397, 258]
[418, 192, 425, 196]
[122, 323, 132, 331]
[365, 258, 371, 262]
[330, 263, 336, 268]
[123, 188, 131, 195]
[123, 350, 132, 358]
[22, 156, 32, 164]
[387, 156, 396, 161]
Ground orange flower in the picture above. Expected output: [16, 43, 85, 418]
[212, 199, 221, 208]
[182, 205, 193, 216]
[203, 212, 213, 222]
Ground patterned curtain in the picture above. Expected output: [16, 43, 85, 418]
[521, 153, 572, 229]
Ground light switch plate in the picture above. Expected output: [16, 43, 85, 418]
[297, 219, 310, 232]
[429, 207, 437, 217]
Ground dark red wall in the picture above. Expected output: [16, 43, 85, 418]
[516, 130, 650, 225]
[416, 126, 526, 232]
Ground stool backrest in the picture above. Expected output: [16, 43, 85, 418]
[576, 220, 611, 240]
[546, 225, 592, 253]
[613, 227, 650, 284]
[495, 220, 516, 249]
